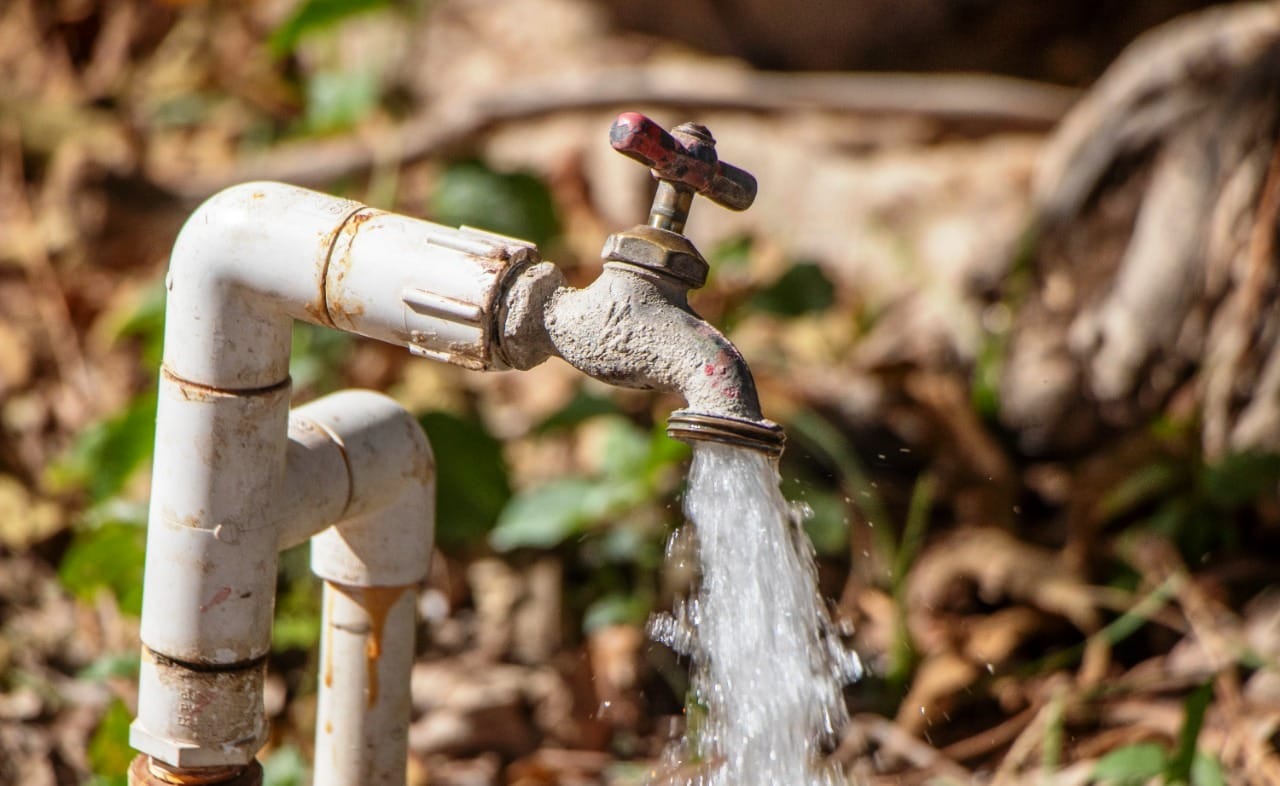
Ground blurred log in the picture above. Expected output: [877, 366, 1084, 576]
[998, 2, 1280, 458]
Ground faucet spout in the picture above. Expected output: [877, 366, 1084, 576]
[498, 259, 785, 456]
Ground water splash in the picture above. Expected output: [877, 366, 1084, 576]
[649, 442, 862, 786]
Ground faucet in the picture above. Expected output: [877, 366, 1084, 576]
[499, 112, 784, 455]
[127, 113, 781, 786]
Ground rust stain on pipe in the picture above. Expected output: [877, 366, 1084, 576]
[361, 585, 408, 708]
[318, 206, 378, 328]
[322, 589, 334, 689]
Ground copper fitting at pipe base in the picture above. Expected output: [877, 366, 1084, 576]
[667, 411, 786, 458]
[128, 756, 262, 786]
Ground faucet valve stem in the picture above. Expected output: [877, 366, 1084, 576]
[609, 113, 758, 233]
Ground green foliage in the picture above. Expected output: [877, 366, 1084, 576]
[431, 160, 561, 248]
[77, 652, 141, 682]
[1090, 682, 1223, 786]
[970, 327, 1006, 420]
[885, 473, 935, 688]
[1092, 745, 1225, 786]
[1200, 452, 1280, 507]
[1189, 752, 1227, 786]
[489, 417, 686, 552]
[1093, 743, 1168, 784]
[111, 279, 167, 372]
[490, 478, 620, 552]
[58, 521, 147, 616]
[46, 393, 157, 505]
[786, 409, 894, 569]
[303, 69, 382, 134]
[1104, 449, 1280, 562]
[1167, 682, 1213, 785]
[419, 411, 512, 547]
[749, 262, 835, 316]
[268, 0, 393, 58]
[273, 543, 321, 652]
[779, 478, 848, 556]
[535, 389, 621, 433]
[86, 699, 133, 786]
[583, 592, 650, 632]
[290, 322, 352, 395]
[261, 744, 310, 786]
[709, 234, 753, 273]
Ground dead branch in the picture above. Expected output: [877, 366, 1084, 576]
[145, 64, 1079, 199]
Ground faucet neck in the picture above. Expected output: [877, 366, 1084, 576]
[648, 181, 695, 234]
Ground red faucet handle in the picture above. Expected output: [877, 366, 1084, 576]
[609, 112, 757, 212]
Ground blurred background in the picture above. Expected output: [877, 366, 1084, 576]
[4, 1, 1280, 784]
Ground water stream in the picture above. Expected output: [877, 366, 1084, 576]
[650, 442, 862, 786]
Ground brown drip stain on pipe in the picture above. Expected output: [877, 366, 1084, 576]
[362, 585, 408, 708]
[322, 589, 334, 689]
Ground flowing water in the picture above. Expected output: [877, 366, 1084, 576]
[649, 442, 863, 786]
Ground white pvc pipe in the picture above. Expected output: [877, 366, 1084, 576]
[315, 580, 417, 786]
[292, 391, 434, 786]
[133, 182, 507, 770]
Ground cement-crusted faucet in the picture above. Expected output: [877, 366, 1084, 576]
[128, 112, 780, 786]
[499, 112, 784, 455]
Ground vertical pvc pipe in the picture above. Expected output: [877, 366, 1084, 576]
[314, 581, 417, 786]
[291, 391, 434, 786]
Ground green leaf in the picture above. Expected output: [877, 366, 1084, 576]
[77, 652, 141, 682]
[583, 593, 649, 632]
[1092, 742, 1168, 784]
[273, 544, 321, 652]
[303, 69, 381, 134]
[750, 262, 835, 316]
[290, 322, 352, 394]
[46, 393, 157, 504]
[1167, 682, 1214, 784]
[1191, 751, 1227, 786]
[490, 478, 627, 551]
[1100, 460, 1183, 520]
[58, 521, 147, 616]
[268, 0, 392, 57]
[87, 699, 133, 783]
[598, 417, 653, 481]
[535, 389, 620, 433]
[1201, 452, 1280, 508]
[431, 160, 560, 248]
[261, 744, 310, 786]
[710, 235, 753, 271]
[418, 411, 511, 547]
[781, 482, 849, 556]
[970, 330, 1005, 419]
[643, 425, 690, 479]
[112, 279, 167, 372]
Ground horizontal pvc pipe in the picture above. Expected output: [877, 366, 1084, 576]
[164, 182, 537, 390]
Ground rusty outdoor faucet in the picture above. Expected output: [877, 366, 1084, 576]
[499, 112, 785, 455]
